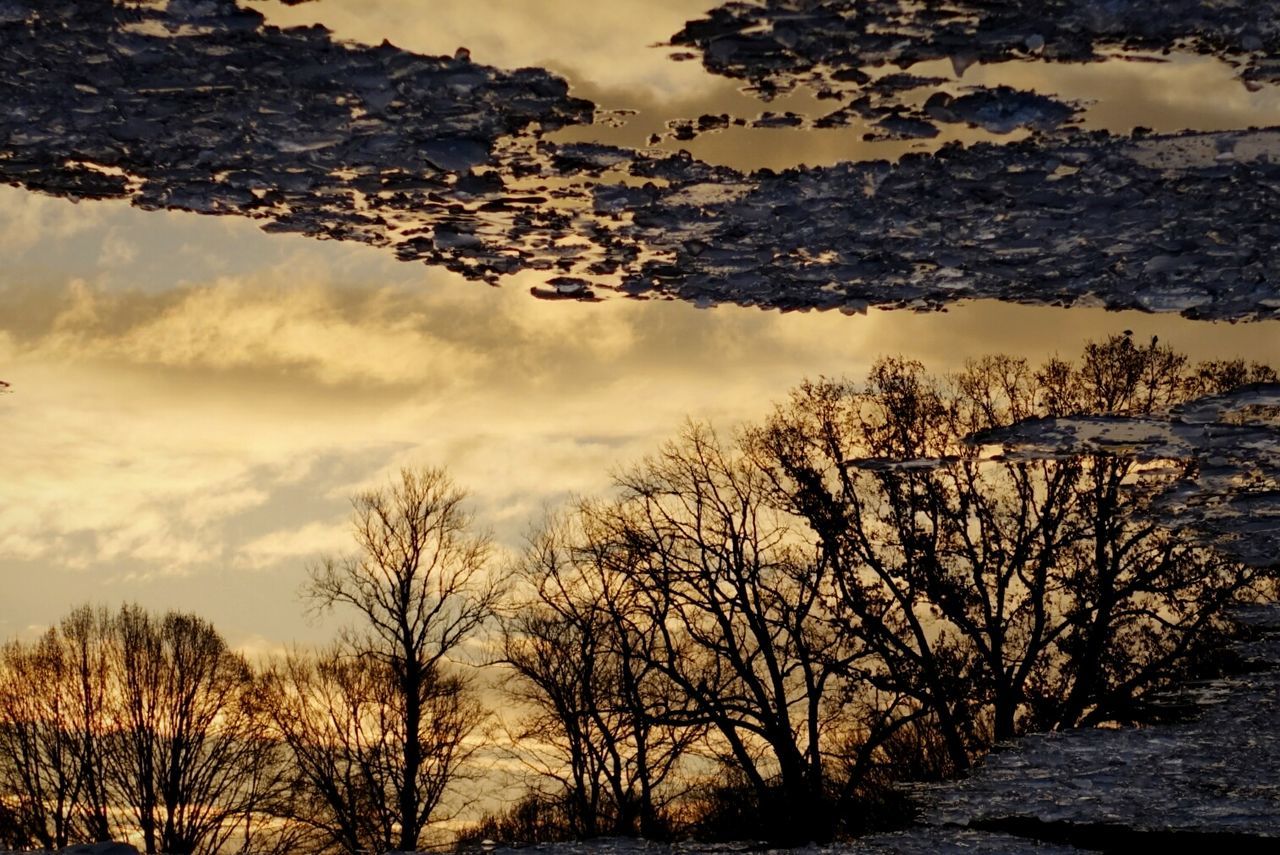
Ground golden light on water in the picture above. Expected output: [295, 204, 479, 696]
[3, 184, 1277, 650]
[0, 0, 1278, 653]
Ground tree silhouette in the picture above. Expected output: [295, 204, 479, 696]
[271, 466, 501, 854]
[501, 509, 698, 838]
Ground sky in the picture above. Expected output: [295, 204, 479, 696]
[2, 1, 1279, 653]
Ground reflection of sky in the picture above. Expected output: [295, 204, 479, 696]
[261, 0, 1280, 171]
[3, 186, 1277, 652]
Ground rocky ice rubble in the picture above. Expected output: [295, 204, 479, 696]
[908, 603, 1280, 849]
[656, 0, 1280, 149]
[0, 0, 596, 282]
[607, 126, 1280, 319]
[651, 85, 1079, 146]
[973, 383, 1280, 568]
[4, 1, 1280, 319]
[671, 0, 1280, 98]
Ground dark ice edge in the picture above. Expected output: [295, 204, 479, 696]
[3, 1, 1280, 321]
[671, 0, 1280, 98]
[970, 383, 1280, 568]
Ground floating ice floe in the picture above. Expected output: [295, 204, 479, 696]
[971, 383, 1280, 568]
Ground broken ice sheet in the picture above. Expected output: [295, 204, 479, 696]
[0, 0, 597, 283]
[971, 384, 1280, 568]
[657, 0, 1280, 159]
[6, 2, 1280, 320]
[913, 603, 1280, 842]
[671, 0, 1280, 98]
[608, 127, 1280, 321]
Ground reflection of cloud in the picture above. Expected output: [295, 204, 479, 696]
[951, 51, 1280, 134]
[238, 519, 351, 570]
[0, 191, 107, 253]
[259, 0, 714, 100]
[97, 230, 139, 268]
[233, 633, 290, 663]
[17, 277, 485, 387]
[1, 193, 1277, 651]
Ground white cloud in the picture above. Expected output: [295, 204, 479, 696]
[0, 192, 109, 254]
[237, 519, 353, 571]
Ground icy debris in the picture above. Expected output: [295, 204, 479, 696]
[0, 0, 31, 25]
[852, 827, 1081, 853]
[671, 1, 1280, 98]
[657, 0, 1280, 150]
[4, 3, 1280, 319]
[972, 384, 1280, 568]
[651, 84, 1075, 146]
[913, 603, 1280, 843]
[609, 128, 1280, 320]
[0, 0, 594, 283]
[925, 87, 1075, 135]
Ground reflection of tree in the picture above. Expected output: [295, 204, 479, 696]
[494, 336, 1276, 842]
[501, 509, 702, 838]
[265, 467, 499, 854]
[0, 605, 281, 855]
[602, 425, 866, 841]
[106, 606, 282, 855]
[265, 647, 484, 855]
[0, 611, 106, 851]
[752, 337, 1274, 762]
[1, 339, 1276, 850]
[499, 427, 915, 842]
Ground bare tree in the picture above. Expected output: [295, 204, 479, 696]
[105, 605, 275, 855]
[749, 336, 1272, 768]
[0, 604, 278, 855]
[501, 510, 697, 839]
[0, 606, 114, 849]
[0, 633, 82, 850]
[60, 606, 114, 842]
[289, 466, 501, 853]
[597, 424, 872, 842]
[264, 645, 485, 855]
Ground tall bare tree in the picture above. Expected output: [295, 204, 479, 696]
[600, 424, 871, 841]
[284, 466, 501, 853]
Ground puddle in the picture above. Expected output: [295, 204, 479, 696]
[3, 5, 1280, 837]
[256, 0, 1280, 173]
[1, 183, 1277, 646]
